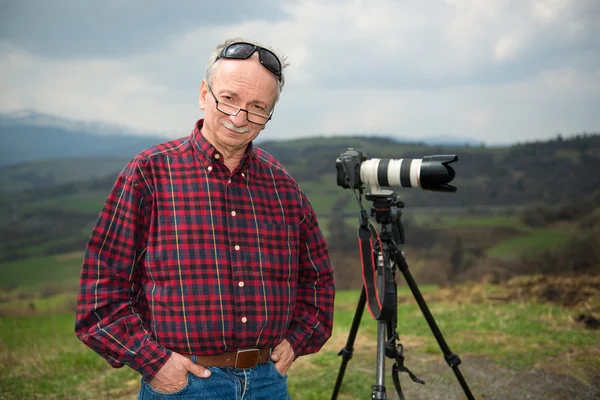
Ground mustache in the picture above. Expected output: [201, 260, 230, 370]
[219, 119, 251, 134]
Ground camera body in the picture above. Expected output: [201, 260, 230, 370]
[336, 148, 368, 190]
[336, 148, 458, 194]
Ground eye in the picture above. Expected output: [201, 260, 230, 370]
[253, 104, 266, 112]
[223, 96, 234, 102]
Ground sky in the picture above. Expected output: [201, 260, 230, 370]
[0, 0, 599, 145]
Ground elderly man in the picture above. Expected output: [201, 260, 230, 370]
[75, 38, 335, 399]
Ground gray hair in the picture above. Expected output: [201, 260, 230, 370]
[205, 37, 289, 106]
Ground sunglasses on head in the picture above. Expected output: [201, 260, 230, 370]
[216, 42, 282, 79]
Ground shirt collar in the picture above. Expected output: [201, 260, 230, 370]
[191, 119, 255, 172]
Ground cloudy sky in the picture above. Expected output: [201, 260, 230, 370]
[1, 0, 598, 145]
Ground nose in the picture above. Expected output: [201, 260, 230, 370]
[230, 109, 249, 126]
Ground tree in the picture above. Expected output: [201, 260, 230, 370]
[327, 196, 354, 251]
[450, 235, 464, 279]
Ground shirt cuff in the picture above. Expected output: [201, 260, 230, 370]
[284, 322, 312, 360]
[129, 340, 172, 381]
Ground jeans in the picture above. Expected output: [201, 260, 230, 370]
[137, 356, 290, 400]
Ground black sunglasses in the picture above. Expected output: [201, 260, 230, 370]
[216, 42, 282, 79]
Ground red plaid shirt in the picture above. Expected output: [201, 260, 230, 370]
[75, 120, 335, 381]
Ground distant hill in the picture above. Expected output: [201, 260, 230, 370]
[0, 110, 483, 166]
[3, 131, 600, 206]
[1, 125, 600, 264]
[0, 110, 171, 166]
[2, 109, 600, 208]
[0, 157, 130, 192]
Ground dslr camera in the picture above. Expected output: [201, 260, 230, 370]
[336, 148, 458, 195]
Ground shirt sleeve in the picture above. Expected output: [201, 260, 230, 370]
[285, 192, 335, 358]
[74, 166, 171, 381]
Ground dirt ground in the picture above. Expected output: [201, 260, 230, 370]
[389, 274, 600, 400]
[385, 353, 599, 400]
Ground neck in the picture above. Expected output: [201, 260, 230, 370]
[199, 128, 248, 172]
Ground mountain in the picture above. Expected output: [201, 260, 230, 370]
[0, 110, 171, 166]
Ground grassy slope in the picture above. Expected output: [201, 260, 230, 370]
[0, 252, 84, 293]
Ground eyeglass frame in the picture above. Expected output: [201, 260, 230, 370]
[205, 82, 274, 125]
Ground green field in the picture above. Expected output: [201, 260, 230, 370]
[428, 214, 530, 231]
[1, 285, 598, 399]
[0, 253, 84, 293]
[0, 207, 595, 398]
[20, 192, 108, 213]
[487, 229, 571, 259]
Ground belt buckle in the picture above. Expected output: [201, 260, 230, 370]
[235, 349, 260, 369]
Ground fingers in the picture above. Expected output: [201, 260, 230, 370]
[172, 353, 211, 379]
[186, 360, 211, 378]
[270, 340, 295, 375]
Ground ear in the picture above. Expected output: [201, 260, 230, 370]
[199, 79, 208, 111]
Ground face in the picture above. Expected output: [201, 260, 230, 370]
[199, 54, 278, 157]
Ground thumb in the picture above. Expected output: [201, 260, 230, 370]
[188, 362, 211, 378]
[270, 351, 281, 362]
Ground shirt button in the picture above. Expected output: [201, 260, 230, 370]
[235, 245, 240, 251]
[207, 166, 213, 171]
[238, 281, 244, 287]
[215, 154, 220, 159]
[241, 173, 245, 177]
[242, 317, 247, 323]
[228, 179, 232, 184]
[231, 211, 236, 216]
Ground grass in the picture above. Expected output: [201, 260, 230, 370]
[0, 313, 139, 398]
[486, 229, 571, 259]
[401, 301, 597, 369]
[21, 192, 108, 213]
[422, 214, 530, 231]
[0, 252, 83, 292]
[1, 286, 597, 399]
[0, 210, 592, 398]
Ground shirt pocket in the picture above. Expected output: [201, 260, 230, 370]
[253, 222, 300, 279]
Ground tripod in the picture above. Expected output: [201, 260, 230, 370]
[331, 191, 474, 400]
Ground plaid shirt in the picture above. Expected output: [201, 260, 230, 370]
[75, 120, 335, 381]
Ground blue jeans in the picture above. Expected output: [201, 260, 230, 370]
[137, 356, 290, 400]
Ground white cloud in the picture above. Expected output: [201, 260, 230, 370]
[533, 0, 570, 23]
[494, 35, 522, 62]
[0, 0, 598, 143]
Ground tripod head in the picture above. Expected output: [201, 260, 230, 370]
[365, 191, 406, 247]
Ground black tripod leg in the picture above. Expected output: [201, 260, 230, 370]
[395, 253, 475, 400]
[331, 287, 367, 400]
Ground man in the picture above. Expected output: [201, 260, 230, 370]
[75, 38, 335, 399]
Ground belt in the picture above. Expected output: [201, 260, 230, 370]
[182, 348, 271, 369]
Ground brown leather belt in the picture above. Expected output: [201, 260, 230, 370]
[182, 348, 271, 369]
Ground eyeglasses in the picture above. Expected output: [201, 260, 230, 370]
[206, 83, 273, 125]
[216, 42, 282, 79]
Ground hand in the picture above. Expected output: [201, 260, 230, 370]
[148, 352, 211, 393]
[270, 339, 295, 375]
